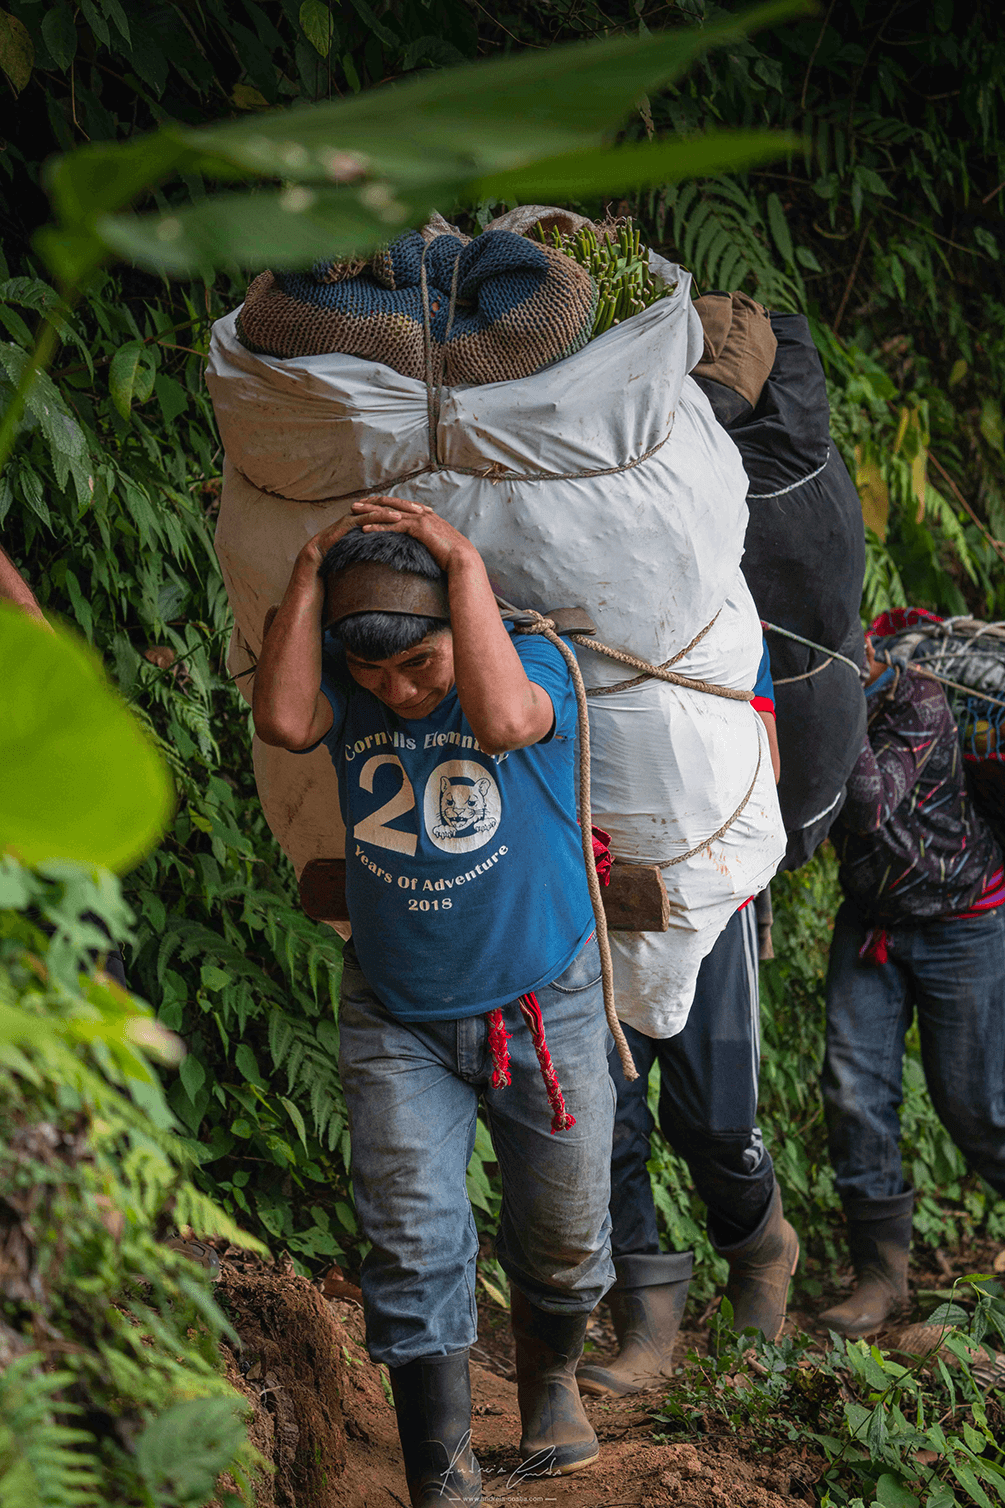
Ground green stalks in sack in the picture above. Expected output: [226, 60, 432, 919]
[532, 219, 674, 338]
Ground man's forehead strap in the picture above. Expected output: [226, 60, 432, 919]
[324, 561, 449, 626]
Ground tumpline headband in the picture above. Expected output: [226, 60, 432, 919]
[324, 560, 449, 628]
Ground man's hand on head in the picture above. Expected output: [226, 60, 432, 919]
[300, 498, 449, 574]
[351, 498, 480, 576]
[300, 508, 369, 571]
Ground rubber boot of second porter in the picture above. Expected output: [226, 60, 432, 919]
[817, 1191, 913, 1339]
[710, 1183, 799, 1340]
[577, 1251, 693, 1398]
[511, 1290, 599, 1475]
[389, 1351, 482, 1507]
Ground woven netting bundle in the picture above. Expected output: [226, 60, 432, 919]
[236, 225, 599, 385]
[876, 612, 1005, 759]
[874, 610, 1005, 845]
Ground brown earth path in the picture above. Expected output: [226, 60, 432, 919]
[216, 1257, 818, 1508]
[214, 1237, 1004, 1508]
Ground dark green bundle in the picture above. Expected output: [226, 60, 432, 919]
[532, 219, 674, 337]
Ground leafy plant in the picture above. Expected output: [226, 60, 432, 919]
[0, 864, 264, 1505]
[0, 612, 262, 1504]
[0, 604, 172, 869]
[656, 1279, 1005, 1508]
[0, 1356, 101, 1508]
[2, 0, 1004, 1324]
[135, 1398, 250, 1508]
[0, 255, 357, 1266]
[651, 177, 815, 309]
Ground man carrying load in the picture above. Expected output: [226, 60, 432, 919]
[578, 642, 798, 1397]
[819, 633, 1005, 1336]
[253, 494, 616, 1508]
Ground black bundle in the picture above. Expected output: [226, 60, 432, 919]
[695, 310, 867, 871]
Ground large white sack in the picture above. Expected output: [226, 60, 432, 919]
[211, 261, 746, 665]
[208, 260, 785, 1032]
[593, 579, 782, 1037]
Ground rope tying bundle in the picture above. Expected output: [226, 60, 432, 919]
[760, 620, 862, 678]
[656, 742, 762, 870]
[763, 615, 1005, 714]
[875, 655, 1005, 714]
[746, 447, 831, 500]
[512, 605, 771, 1086]
[573, 611, 752, 701]
[772, 656, 835, 686]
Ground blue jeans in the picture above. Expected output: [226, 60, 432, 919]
[338, 936, 616, 1367]
[822, 901, 1005, 1207]
[608, 904, 776, 1253]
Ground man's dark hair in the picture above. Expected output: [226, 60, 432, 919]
[319, 527, 449, 662]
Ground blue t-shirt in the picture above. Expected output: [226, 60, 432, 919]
[317, 629, 595, 1021]
[752, 641, 774, 712]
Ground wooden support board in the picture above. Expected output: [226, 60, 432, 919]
[299, 856, 670, 932]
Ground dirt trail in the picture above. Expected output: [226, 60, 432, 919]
[214, 1238, 1004, 1508]
[466, 1366, 811, 1508]
[215, 1253, 818, 1508]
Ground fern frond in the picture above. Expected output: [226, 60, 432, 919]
[926, 485, 980, 585]
[0, 1356, 101, 1508]
[661, 179, 807, 312]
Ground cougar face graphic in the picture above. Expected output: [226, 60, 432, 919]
[431, 777, 497, 840]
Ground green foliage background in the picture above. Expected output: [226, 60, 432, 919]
[2, 0, 1004, 1301]
[0, 851, 263, 1504]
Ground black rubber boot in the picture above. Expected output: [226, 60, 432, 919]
[818, 1190, 913, 1338]
[511, 1290, 599, 1476]
[388, 1352, 482, 1507]
[710, 1183, 800, 1340]
[577, 1251, 693, 1398]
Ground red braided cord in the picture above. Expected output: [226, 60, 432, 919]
[859, 927, 890, 966]
[518, 992, 576, 1135]
[486, 1007, 512, 1088]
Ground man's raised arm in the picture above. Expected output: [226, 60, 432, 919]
[252, 521, 352, 751]
[357, 499, 554, 755]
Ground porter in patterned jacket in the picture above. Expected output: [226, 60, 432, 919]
[818, 643, 1005, 1339]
